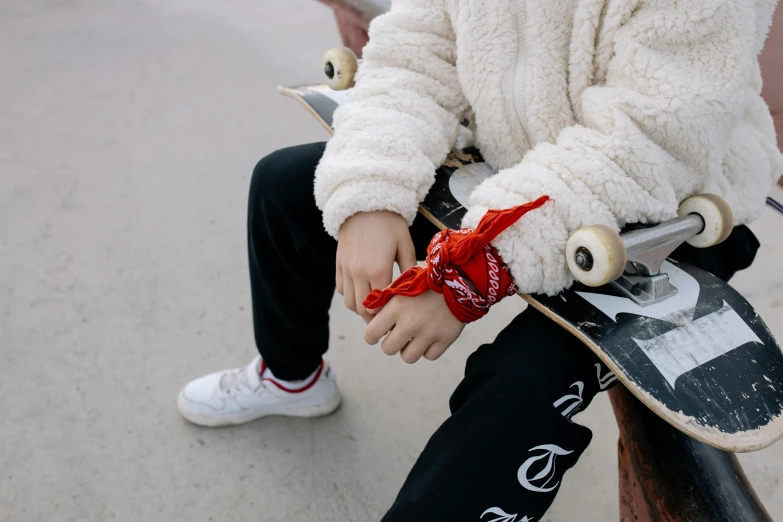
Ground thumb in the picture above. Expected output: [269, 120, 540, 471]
[396, 236, 417, 272]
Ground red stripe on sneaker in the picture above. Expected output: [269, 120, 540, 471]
[262, 360, 325, 394]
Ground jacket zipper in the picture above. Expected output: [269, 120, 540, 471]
[510, 0, 533, 152]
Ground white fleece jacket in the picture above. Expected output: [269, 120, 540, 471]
[314, 0, 783, 296]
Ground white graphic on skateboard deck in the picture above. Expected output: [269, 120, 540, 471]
[576, 262, 762, 389]
[633, 301, 762, 388]
[448, 162, 494, 207]
[305, 84, 352, 106]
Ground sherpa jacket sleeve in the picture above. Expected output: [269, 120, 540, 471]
[462, 0, 783, 296]
[313, 0, 467, 237]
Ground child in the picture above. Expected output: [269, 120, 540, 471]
[178, 1, 782, 519]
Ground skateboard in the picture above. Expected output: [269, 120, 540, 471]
[277, 48, 783, 452]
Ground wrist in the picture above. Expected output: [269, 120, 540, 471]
[461, 275, 478, 293]
[364, 199, 549, 323]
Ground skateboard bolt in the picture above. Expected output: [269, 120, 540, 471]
[574, 247, 593, 271]
[324, 62, 335, 80]
[631, 283, 643, 296]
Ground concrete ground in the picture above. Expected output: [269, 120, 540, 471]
[1, 1, 782, 520]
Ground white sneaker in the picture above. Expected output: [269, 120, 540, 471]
[177, 356, 341, 427]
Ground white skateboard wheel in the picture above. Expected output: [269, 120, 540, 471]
[678, 194, 734, 248]
[566, 225, 627, 287]
[323, 47, 358, 91]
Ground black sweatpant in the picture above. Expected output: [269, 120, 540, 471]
[247, 142, 759, 521]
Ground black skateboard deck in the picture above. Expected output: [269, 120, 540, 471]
[279, 83, 783, 452]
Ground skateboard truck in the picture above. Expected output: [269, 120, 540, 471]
[609, 213, 704, 306]
[567, 194, 734, 306]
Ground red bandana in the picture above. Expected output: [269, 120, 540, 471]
[363, 196, 551, 323]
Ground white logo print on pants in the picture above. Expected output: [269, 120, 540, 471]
[479, 507, 532, 522]
[596, 363, 618, 390]
[552, 381, 584, 419]
[517, 444, 573, 492]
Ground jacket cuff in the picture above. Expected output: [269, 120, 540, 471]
[461, 160, 618, 296]
[320, 180, 421, 238]
[462, 199, 572, 296]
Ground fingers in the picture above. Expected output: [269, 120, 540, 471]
[365, 290, 463, 363]
[364, 303, 398, 345]
[343, 277, 356, 314]
[363, 263, 394, 320]
[336, 266, 344, 296]
[399, 337, 433, 364]
[341, 266, 391, 320]
[369, 265, 393, 296]
[423, 341, 450, 361]
[396, 234, 417, 272]
[335, 211, 415, 320]
[381, 323, 413, 356]
[355, 280, 373, 323]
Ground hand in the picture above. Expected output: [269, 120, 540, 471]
[364, 290, 466, 363]
[336, 211, 417, 323]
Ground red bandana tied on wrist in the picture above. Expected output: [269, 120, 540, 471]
[363, 196, 551, 323]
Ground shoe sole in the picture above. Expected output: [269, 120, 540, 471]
[177, 389, 342, 428]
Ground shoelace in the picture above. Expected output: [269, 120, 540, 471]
[219, 367, 252, 394]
